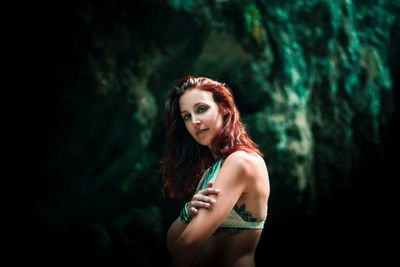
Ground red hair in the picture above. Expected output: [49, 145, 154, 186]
[161, 75, 263, 198]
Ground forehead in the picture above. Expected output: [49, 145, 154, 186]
[179, 88, 215, 111]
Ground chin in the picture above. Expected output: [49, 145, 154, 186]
[198, 141, 208, 146]
[196, 139, 210, 146]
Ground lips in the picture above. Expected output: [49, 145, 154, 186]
[195, 128, 208, 136]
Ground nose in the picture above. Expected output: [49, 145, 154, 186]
[191, 116, 201, 125]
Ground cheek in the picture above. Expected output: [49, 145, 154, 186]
[184, 122, 190, 131]
[184, 122, 194, 134]
[217, 114, 225, 129]
[211, 112, 223, 124]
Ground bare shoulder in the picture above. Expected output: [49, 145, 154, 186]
[224, 151, 267, 178]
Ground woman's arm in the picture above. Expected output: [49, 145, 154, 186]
[171, 152, 252, 267]
[167, 217, 187, 253]
[167, 183, 220, 253]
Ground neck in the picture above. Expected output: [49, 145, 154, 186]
[208, 147, 218, 160]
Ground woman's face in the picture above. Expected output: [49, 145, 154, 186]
[179, 88, 225, 148]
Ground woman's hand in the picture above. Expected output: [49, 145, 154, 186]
[188, 182, 220, 217]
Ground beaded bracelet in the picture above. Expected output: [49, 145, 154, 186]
[179, 202, 192, 224]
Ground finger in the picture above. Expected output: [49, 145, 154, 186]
[189, 206, 198, 216]
[200, 195, 216, 204]
[192, 194, 212, 204]
[191, 200, 213, 208]
[206, 181, 214, 188]
[201, 187, 221, 195]
[192, 199, 216, 208]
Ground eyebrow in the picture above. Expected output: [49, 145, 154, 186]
[180, 102, 203, 114]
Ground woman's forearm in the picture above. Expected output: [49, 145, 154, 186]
[171, 236, 199, 267]
[167, 217, 187, 253]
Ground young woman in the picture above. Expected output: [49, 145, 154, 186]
[162, 75, 270, 267]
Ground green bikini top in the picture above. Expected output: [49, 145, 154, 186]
[199, 158, 267, 229]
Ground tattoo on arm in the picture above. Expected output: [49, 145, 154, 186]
[213, 204, 260, 236]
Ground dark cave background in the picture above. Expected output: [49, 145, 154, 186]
[12, 0, 399, 265]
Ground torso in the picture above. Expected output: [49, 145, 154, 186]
[193, 229, 262, 267]
[193, 152, 269, 267]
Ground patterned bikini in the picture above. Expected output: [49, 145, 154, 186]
[198, 158, 268, 232]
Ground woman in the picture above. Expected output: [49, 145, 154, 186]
[162, 75, 270, 267]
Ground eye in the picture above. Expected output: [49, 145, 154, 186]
[182, 114, 191, 121]
[198, 106, 207, 113]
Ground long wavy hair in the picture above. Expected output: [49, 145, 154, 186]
[161, 75, 263, 198]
